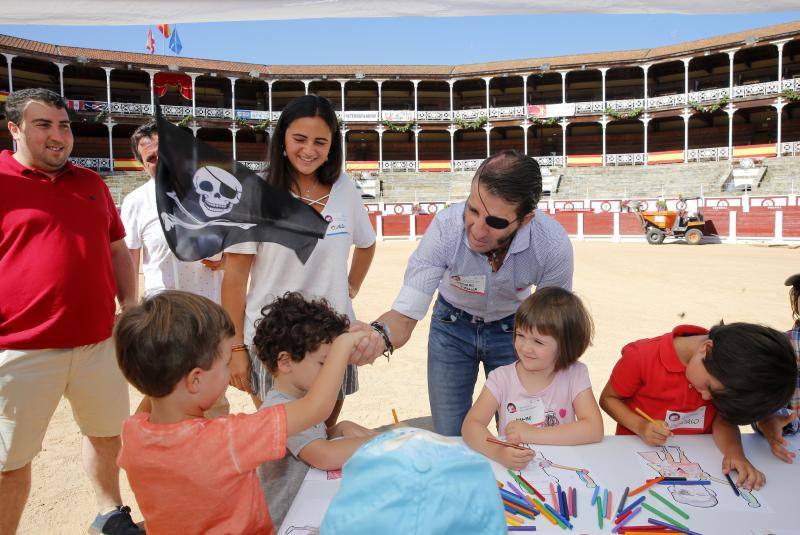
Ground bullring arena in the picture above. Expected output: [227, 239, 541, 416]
[2, 17, 800, 534]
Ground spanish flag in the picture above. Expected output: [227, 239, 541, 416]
[157, 24, 171, 38]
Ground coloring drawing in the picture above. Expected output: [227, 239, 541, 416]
[637, 445, 760, 509]
[516, 447, 599, 490]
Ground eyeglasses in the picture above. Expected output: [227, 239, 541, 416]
[474, 175, 518, 230]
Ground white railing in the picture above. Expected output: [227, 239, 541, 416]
[70, 157, 112, 170]
[686, 146, 730, 162]
[489, 106, 525, 119]
[240, 161, 268, 172]
[195, 106, 233, 119]
[453, 158, 484, 171]
[236, 109, 271, 121]
[605, 98, 645, 112]
[782, 79, 800, 91]
[344, 110, 380, 122]
[780, 141, 800, 156]
[381, 160, 417, 172]
[575, 101, 605, 115]
[605, 153, 646, 166]
[381, 110, 416, 122]
[109, 102, 152, 115]
[687, 87, 730, 104]
[453, 108, 489, 120]
[732, 80, 781, 99]
[160, 104, 193, 117]
[646, 94, 687, 109]
[416, 110, 453, 121]
[533, 156, 565, 167]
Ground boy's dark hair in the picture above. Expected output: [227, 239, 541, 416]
[253, 291, 350, 374]
[474, 150, 542, 219]
[6, 88, 67, 125]
[704, 322, 797, 425]
[266, 94, 342, 190]
[514, 286, 594, 372]
[130, 122, 158, 163]
[790, 282, 800, 327]
[114, 291, 235, 397]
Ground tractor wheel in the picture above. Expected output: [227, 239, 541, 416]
[646, 228, 666, 245]
[685, 228, 703, 245]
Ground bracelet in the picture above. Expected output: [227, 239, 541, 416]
[369, 321, 393, 361]
[232, 344, 248, 353]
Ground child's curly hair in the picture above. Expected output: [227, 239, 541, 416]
[253, 292, 350, 374]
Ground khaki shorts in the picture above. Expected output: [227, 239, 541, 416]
[0, 338, 130, 471]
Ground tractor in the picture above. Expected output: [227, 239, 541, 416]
[634, 207, 706, 245]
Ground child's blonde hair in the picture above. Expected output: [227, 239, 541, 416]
[514, 287, 594, 372]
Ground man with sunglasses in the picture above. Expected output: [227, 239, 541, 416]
[359, 150, 573, 436]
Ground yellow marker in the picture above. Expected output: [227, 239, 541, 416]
[392, 408, 399, 425]
[505, 513, 523, 526]
[635, 407, 656, 423]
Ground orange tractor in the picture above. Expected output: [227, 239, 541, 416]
[634, 208, 707, 245]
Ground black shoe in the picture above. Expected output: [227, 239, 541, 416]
[88, 505, 144, 534]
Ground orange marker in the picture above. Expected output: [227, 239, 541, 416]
[487, 436, 529, 452]
[391, 408, 399, 425]
[629, 476, 665, 497]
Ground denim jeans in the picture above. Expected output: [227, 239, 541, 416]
[427, 295, 516, 436]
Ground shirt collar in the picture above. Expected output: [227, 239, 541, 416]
[660, 324, 709, 373]
[1, 150, 75, 180]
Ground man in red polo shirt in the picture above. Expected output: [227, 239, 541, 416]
[0, 89, 138, 534]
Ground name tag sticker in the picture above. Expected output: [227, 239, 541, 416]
[665, 406, 707, 430]
[449, 274, 486, 295]
[325, 212, 349, 236]
[507, 397, 545, 426]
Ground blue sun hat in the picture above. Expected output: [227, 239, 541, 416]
[320, 427, 505, 535]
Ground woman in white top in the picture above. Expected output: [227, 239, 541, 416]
[222, 95, 376, 424]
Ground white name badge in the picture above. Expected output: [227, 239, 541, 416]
[325, 212, 349, 236]
[506, 397, 545, 427]
[449, 274, 486, 295]
[665, 406, 707, 430]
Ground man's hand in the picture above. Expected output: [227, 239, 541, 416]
[756, 411, 797, 463]
[722, 454, 766, 490]
[347, 321, 386, 366]
[229, 349, 252, 393]
[637, 420, 672, 446]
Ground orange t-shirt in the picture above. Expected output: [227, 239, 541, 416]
[118, 406, 287, 535]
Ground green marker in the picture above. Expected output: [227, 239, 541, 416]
[648, 489, 690, 520]
[641, 502, 691, 532]
[596, 495, 603, 530]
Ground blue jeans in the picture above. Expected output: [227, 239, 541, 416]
[427, 295, 516, 436]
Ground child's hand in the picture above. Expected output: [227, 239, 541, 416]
[722, 454, 766, 490]
[332, 330, 371, 357]
[505, 420, 531, 444]
[333, 420, 377, 439]
[638, 420, 671, 446]
[499, 444, 535, 470]
[756, 411, 797, 464]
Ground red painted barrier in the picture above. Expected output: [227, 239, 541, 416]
[738, 210, 776, 238]
[415, 214, 435, 235]
[783, 207, 800, 238]
[583, 212, 614, 235]
[620, 213, 643, 235]
[553, 212, 579, 235]
[382, 215, 410, 237]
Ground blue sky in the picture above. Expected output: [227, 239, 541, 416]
[0, 13, 798, 65]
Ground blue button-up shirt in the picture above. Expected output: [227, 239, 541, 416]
[392, 202, 573, 322]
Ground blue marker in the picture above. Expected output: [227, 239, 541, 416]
[616, 495, 646, 518]
[591, 485, 600, 506]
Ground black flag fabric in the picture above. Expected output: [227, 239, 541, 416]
[154, 105, 328, 263]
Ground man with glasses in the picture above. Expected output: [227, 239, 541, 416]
[360, 150, 573, 436]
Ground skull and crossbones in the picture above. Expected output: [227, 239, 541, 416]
[193, 166, 242, 217]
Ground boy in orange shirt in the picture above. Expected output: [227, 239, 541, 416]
[114, 291, 366, 535]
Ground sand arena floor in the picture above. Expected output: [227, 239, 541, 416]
[18, 240, 798, 533]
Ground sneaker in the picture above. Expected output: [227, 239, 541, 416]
[88, 505, 144, 534]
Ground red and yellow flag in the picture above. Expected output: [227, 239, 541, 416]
[157, 24, 171, 38]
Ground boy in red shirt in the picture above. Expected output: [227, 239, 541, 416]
[600, 323, 796, 491]
[114, 291, 367, 535]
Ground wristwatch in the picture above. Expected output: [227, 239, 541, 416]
[369, 321, 394, 361]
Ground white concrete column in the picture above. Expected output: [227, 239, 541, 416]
[376, 126, 384, 169]
[775, 98, 785, 157]
[599, 68, 608, 106]
[483, 76, 492, 112]
[484, 124, 492, 158]
[642, 113, 651, 166]
[102, 67, 113, 111]
[3, 54, 15, 92]
[642, 64, 651, 109]
[144, 69, 159, 115]
[613, 211, 621, 242]
[412, 79, 420, 120]
[601, 117, 608, 166]
[448, 79, 455, 118]
[775, 40, 790, 87]
[229, 76, 237, 120]
[106, 119, 115, 169]
[522, 120, 529, 155]
[340, 79, 346, 115]
[267, 80, 274, 117]
[682, 58, 691, 96]
[55, 62, 67, 97]
[776, 210, 784, 242]
[447, 124, 456, 169]
[682, 108, 692, 163]
[303, 79, 311, 96]
[230, 126, 238, 160]
[726, 49, 738, 96]
[341, 127, 348, 170]
[561, 119, 569, 165]
[727, 105, 736, 161]
[559, 71, 568, 103]
[413, 126, 421, 171]
[188, 73, 200, 118]
[522, 74, 529, 112]
[728, 210, 737, 244]
[377, 79, 384, 120]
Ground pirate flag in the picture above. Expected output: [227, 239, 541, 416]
[154, 106, 327, 263]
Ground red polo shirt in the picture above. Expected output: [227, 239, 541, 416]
[610, 325, 717, 436]
[0, 151, 125, 349]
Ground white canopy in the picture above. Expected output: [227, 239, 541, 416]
[3, 1, 799, 25]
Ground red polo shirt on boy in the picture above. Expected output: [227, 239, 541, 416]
[0, 150, 125, 349]
[609, 325, 716, 436]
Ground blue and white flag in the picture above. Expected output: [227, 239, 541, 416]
[168, 28, 182, 54]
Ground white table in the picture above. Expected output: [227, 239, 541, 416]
[279, 432, 800, 535]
